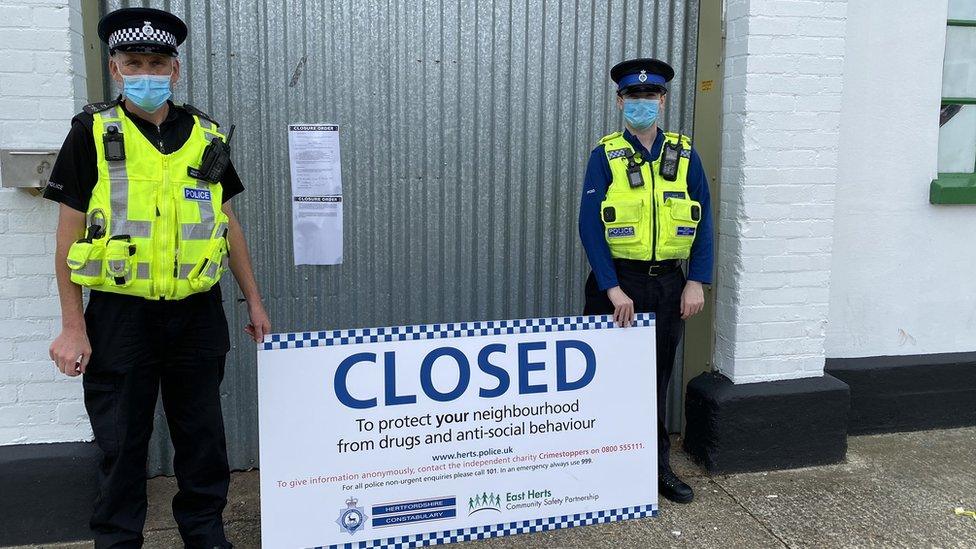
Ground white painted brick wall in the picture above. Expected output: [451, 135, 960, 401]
[714, 0, 846, 384]
[0, 0, 91, 445]
[826, 1, 972, 358]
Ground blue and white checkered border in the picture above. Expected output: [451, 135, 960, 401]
[260, 313, 655, 351]
[315, 503, 657, 549]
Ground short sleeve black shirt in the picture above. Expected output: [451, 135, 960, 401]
[43, 98, 244, 212]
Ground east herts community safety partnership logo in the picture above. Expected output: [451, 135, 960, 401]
[468, 492, 501, 515]
[336, 496, 367, 534]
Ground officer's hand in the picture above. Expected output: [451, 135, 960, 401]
[49, 327, 91, 377]
[244, 300, 272, 343]
[681, 280, 705, 320]
[607, 286, 635, 328]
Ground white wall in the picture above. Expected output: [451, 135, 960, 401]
[714, 0, 847, 383]
[0, 0, 91, 445]
[826, 0, 974, 359]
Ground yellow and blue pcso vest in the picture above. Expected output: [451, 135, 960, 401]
[65, 104, 231, 300]
[598, 131, 701, 261]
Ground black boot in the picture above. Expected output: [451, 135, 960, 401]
[659, 468, 694, 504]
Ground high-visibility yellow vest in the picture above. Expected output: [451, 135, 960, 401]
[65, 104, 231, 300]
[598, 131, 701, 261]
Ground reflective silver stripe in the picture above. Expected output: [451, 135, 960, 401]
[179, 263, 196, 279]
[204, 259, 220, 279]
[136, 262, 151, 279]
[76, 261, 102, 277]
[201, 119, 220, 142]
[181, 118, 222, 238]
[103, 118, 122, 133]
[102, 108, 151, 240]
[181, 181, 216, 240]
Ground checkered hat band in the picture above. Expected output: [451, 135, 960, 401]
[109, 27, 177, 49]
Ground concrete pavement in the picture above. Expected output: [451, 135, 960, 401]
[14, 427, 976, 548]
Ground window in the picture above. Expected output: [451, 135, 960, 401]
[932, 0, 976, 204]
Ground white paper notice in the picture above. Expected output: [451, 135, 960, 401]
[288, 124, 343, 265]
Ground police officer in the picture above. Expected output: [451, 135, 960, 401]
[578, 58, 714, 504]
[45, 8, 271, 548]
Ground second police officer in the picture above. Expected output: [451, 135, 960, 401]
[578, 58, 715, 504]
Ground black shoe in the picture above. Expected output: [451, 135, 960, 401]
[659, 469, 694, 504]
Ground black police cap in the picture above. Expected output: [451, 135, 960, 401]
[610, 58, 675, 94]
[97, 8, 187, 56]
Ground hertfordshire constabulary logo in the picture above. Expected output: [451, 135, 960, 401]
[638, 70, 648, 83]
[336, 496, 367, 534]
[141, 21, 155, 36]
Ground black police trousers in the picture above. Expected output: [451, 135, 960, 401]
[583, 262, 685, 472]
[82, 290, 232, 549]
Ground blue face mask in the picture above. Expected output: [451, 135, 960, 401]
[122, 73, 173, 113]
[623, 98, 660, 131]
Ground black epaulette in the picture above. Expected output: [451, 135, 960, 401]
[82, 98, 121, 115]
[182, 103, 220, 126]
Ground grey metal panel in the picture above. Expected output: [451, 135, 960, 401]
[103, 0, 699, 476]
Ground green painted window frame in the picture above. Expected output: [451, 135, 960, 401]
[931, 18, 976, 204]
